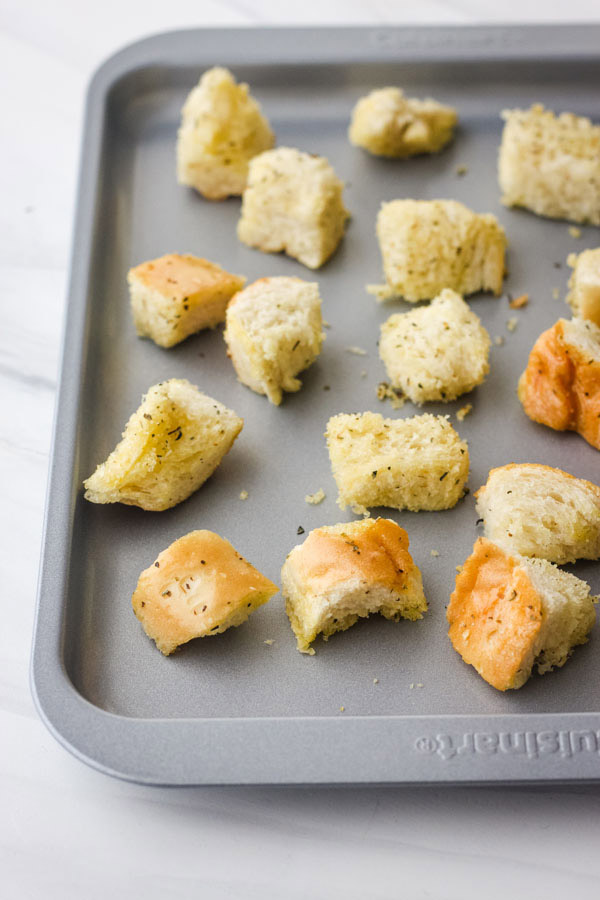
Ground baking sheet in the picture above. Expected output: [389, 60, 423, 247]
[32, 25, 600, 784]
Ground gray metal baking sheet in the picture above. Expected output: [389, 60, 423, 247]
[32, 25, 600, 785]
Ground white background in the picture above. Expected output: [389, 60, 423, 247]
[3, 1, 600, 896]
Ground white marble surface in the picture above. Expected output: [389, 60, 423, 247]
[4, 1, 600, 895]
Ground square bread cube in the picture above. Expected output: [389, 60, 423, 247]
[128, 253, 246, 348]
[84, 379, 243, 511]
[567, 248, 600, 326]
[281, 517, 427, 654]
[518, 317, 600, 450]
[369, 199, 506, 302]
[475, 464, 600, 564]
[379, 288, 490, 404]
[224, 276, 324, 405]
[237, 147, 350, 269]
[132, 530, 278, 655]
[348, 87, 457, 158]
[176, 67, 274, 200]
[499, 105, 600, 224]
[447, 537, 596, 691]
[326, 411, 469, 515]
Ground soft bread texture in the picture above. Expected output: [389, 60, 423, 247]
[379, 288, 490, 404]
[475, 463, 600, 564]
[132, 530, 278, 655]
[518, 317, 600, 450]
[567, 248, 600, 326]
[369, 199, 506, 302]
[83, 379, 243, 511]
[176, 67, 274, 200]
[281, 517, 427, 654]
[348, 87, 457, 158]
[237, 147, 350, 269]
[128, 253, 246, 348]
[224, 276, 324, 405]
[326, 411, 469, 515]
[447, 537, 596, 691]
[498, 104, 600, 224]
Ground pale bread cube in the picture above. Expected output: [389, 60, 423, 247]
[132, 530, 278, 655]
[499, 104, 600, 224]
[369, 199, 506, 302]
[224, 276, 324, 405]
[176, 67, 274, 200]
[475, 464, 600, 564]
[128, 253, 246, 348]
[567, 248, 600, 326]
[84, 379, 243, 512]
[237, 147, 350, 269]
[281, 517, 427, 654]
[447, 537, 596, 691]
[379, 288, 490, 404]
[518, 317, 600, 450]
[326, 411, 469, 515]
[349, 87, 457, 158]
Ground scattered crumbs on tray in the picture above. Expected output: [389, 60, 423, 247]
[456, 565, 463, 573]
[552, 287, 560, 300]
[239, 490, 248, 500]
[430, 549, 440, 557]
[360, 369, 368, 378]
[554, 261, 562, 269]
[376, 381, 406, 409]
[509, 293, 529, 309]
[409, 683, 415, 689]
[297, 525, 305, 535]
[568, 226, 582, 238]
[305, 488, 325, 505]
[456, 164, 468, 176]
[456, 403, 472, 422]
[506, 317, 518, 332]
[416, 683, 424, 689]
[264, 639, 274, 646]
[323, 319, 332, 329]
[339, 705, 345, 712]
[373, 678, 379, 684]
[494, 335, 505, 346]
[323, 384, 331, 391]
[346, 345, 368, 356]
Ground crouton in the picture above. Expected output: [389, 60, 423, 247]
[567, 248, 600, 326]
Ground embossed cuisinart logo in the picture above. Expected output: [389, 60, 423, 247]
[414, 731, 600, 761]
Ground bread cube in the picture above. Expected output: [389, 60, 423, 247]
[567, 248, 600, 326]
[499, 105, 600, 224]
[224, 276, 324, 405]
[447, 537, 596, 691]
[475, 464, 600, 565]
[84, 379, 243, 511]
[176, 67, 274, 200]
[326, 411, 469, 515]
[349, 87, 457, 158]
[128, 253, 246, 348]
[518, 317, 600, 450]
[237, 147, 350, 269]
[132, 530, 278, 655]
[379, 288, 490, 404]
[369, 199, 506, 302]
[281, 517, 427, 654]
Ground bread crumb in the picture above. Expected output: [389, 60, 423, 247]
[506, 317, 518, 332]
[494, 335, 505, 346]
[305, 488, 325, 505]
[509, 293, 529, 309]
[264, 639, 274, 645]
[456, 564, 463, 573]
[339, 705, 345, 712]
[323, 319, 332, 329]
[456, 165, 468, 176]
[360, 369, 367, 378]
[416, 683, 424, 688]
[409, 683, 415, 689]
[239, 490, 249, 500]
[430, 549, 440, 557]
[552, 287, 560, 300]
[346, 346, 368, 356]
[373, 678, 379, 684]
[569, 226, 582, 238]
[376, 381, 406, 410]
[456, 403, 472, 422]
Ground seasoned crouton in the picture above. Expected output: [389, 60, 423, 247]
[567, 248, 600, 326]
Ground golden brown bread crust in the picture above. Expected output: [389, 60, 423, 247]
[518, 320, 600, 450]
[447, 538, 543, 691]
[132, 530, 278, 655]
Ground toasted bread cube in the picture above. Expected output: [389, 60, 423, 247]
[224, 276, 324, 405]
[379, 289, 490, 404]
[518, 317, 600, 450]
[84, 379, 243, 512]
[567, 248, 600, 326]
[128, 253, 246, 348]
[326, 411, 469, 515]
[176, 67, 274, 200]
[237, 147, 350, 269]
[447, 538, 596, 691]
[499, 104, 600, 224]
[281, 517, 427, 654]
[132, 530, 278, 655]
[475, 464, 600, 565]
[349, 87, 457, 158]
[369, 199, 506, 302]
